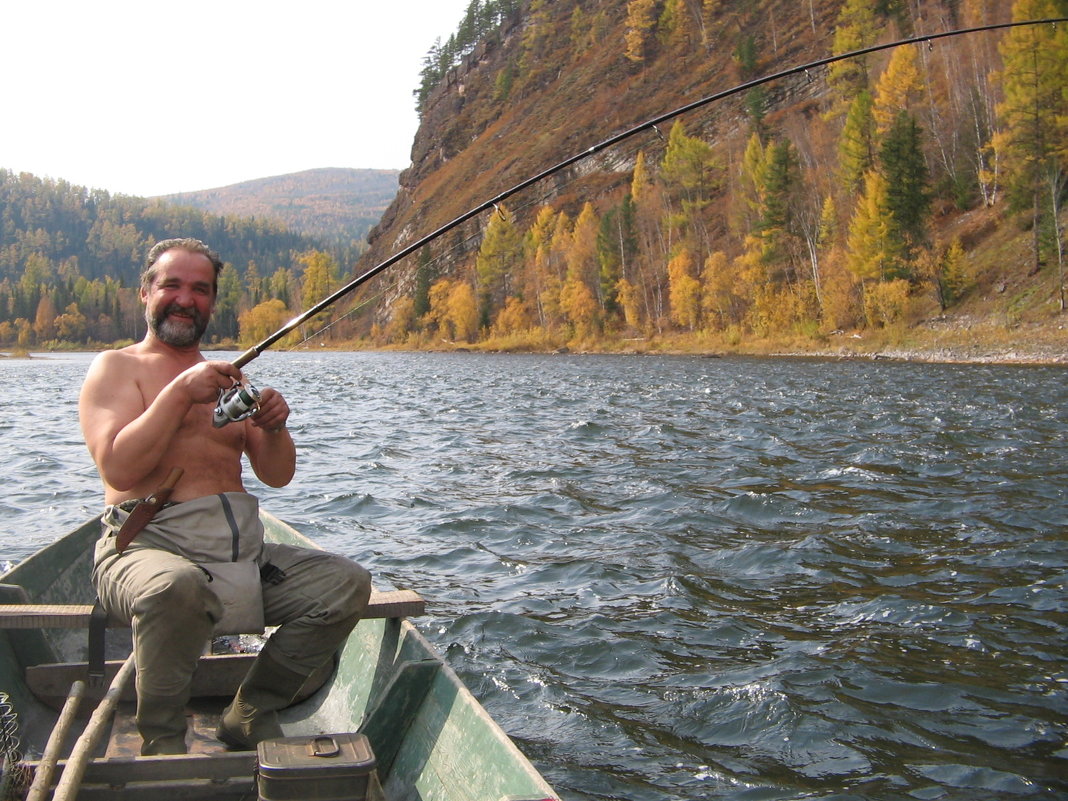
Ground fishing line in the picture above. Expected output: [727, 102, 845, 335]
[281, 284, 393, 351]
[281, 226, 483, 351]
[229, 16, 1066, 372]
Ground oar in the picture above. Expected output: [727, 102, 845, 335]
[50, 653, 136, 801]
[24, 679, 84, 801]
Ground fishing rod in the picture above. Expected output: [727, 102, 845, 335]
[213, 15, 1066, 422]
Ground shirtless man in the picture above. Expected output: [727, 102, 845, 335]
[80, 238, 370, 754]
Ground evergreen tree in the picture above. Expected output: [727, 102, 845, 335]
[994, 0, 1068, 288]
[880, 110, 931, 262]
[826, 0, 880, 120]
[838, 90, 876, 193]
[597, 195, 638, 320]
[214, 263, 243, 341]
[414, 38, 445, 113]
[758, 140, 804, 276]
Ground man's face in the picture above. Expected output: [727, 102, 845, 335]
[141, 249, 216, 347]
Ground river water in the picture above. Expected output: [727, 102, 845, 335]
[1, 351, 1065, 800]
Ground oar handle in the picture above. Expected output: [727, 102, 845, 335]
[51, 654, 137, 801]
[25, 680, 85, 801]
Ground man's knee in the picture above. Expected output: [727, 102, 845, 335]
[133, 563, 218, 621]
[329, 557, 372, 620]
[260, 546, 371, 627]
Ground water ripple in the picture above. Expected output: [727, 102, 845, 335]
[2, 352, 1066, 799]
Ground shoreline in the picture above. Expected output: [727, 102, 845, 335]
[5, 332, 1066, 368]
[755, 341, 1068, 366]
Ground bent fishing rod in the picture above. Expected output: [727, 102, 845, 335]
[213, 16, 1066, 424]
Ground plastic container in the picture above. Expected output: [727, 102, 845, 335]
[257, 732, 377, 801]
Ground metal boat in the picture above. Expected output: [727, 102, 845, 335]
[0, 511, 559, 800]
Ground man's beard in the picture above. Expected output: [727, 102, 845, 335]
[147, 303, 209, 347]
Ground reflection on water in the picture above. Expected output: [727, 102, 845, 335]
[2, 351, 1066, 799]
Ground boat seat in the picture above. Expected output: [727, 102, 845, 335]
[14, 588, 425, 710]
[0, 589, 425, 628]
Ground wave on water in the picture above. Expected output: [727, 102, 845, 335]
[2, 352, 1066, 800]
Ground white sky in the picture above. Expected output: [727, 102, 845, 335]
[0, 1, 473, 197]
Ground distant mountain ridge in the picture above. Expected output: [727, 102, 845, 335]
[160, 167, 399, 249]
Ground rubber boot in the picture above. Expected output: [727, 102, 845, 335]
[216, 648, 308, 750]
[137, 692, 189, 755]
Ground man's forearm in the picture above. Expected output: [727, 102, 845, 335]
[248, 427, 297, 488]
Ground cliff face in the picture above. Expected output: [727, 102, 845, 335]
[410, 12, 524, 176]
[367, 11, 524, 259]
[352, 0, 1061, 354]
[363, 0, 844, 277]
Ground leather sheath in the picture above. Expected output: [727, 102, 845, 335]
[115, 467, 184, 554]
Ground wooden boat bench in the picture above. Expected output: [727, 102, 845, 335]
[0, 589, 426, 709]
[0, 588, 426, 629]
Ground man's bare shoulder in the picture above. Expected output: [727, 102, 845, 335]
[82, 346, 167, 407]
[87, 343, 156, 374]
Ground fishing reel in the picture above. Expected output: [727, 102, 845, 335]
[213, 381, 261, 427]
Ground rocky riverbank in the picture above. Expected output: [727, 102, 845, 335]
[769, 316, 1067, 365]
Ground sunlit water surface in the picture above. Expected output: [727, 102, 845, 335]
[1, 351, 1065, 800]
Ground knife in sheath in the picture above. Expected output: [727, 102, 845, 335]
[115, 467, 184, 554]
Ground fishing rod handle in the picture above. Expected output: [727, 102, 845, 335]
[232, 348, 259, 369]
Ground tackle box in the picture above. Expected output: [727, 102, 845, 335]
[257, 732, 377, 801]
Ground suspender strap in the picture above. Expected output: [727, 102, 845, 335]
[87, 599, 108, 688]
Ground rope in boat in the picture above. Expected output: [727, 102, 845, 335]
[0, 693, 28, 800]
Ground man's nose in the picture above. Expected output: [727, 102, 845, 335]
[172, 288, 197, 306]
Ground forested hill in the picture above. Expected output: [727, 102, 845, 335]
[0, 169, 361, 347]
[160, 168, 399, 249]
[348, 0, 1067, 355]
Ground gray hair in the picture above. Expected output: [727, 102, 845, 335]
[141, 238, 224, 292]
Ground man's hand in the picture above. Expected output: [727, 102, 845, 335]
[245, 386, 295, 487]
[178, 361, 244, 406]
[250, 387, 290, 432]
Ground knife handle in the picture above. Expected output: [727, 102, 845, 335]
[159, 467, 184, 494]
